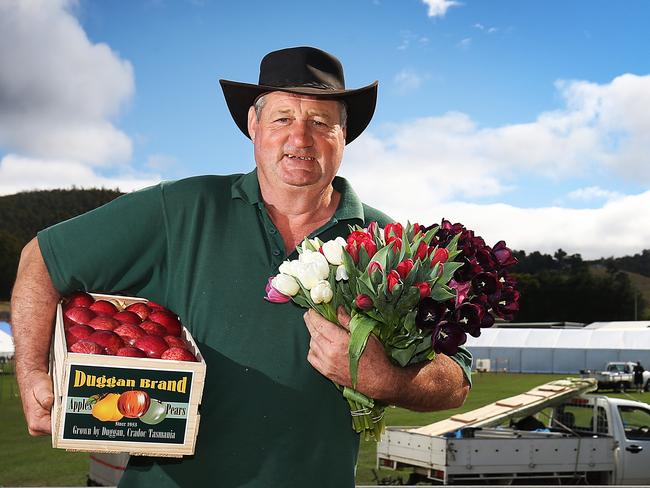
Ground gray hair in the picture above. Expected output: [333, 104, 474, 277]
[254, 93, 347, 129]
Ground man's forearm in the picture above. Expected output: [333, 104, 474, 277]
[12, 238, 61, 383]
[372, 354, 470, 412]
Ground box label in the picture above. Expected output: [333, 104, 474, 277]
[62, 364, 193, 444]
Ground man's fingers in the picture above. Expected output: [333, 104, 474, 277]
[337, 306, 351, 330]
[33, 383, 54, 410]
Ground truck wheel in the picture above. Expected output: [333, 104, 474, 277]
[617, 382, 625, 393]
[645, 380, 650, 392]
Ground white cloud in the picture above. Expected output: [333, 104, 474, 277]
[0, 0, 134, 165]
[0, 0, 155, 195]
[457, 37, 472, 49]
[146, 153, 178, 171]
[394, 69, 425, 94]
[341, 73, 650, 258]
[0, 154, 159, 196]
[567, 186, 623, 202]
[421, 0, 462, 18]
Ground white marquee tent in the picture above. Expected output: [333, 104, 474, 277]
[465, 324, 650, 373]
[0, 330, 14, 359]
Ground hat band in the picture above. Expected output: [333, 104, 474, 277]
[262, 80, 341, 90]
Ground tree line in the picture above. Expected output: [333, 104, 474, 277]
[0, 189, 648, 323]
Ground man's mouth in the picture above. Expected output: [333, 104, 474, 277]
[285, 154, 316, 161]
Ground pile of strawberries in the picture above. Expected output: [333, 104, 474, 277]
[63, 291, 197, 362]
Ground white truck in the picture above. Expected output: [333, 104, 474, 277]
[583, 361, 650, 392]
[377, 379, 650, 485]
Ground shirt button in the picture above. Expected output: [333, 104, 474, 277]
[269, 228, 277, 234]
[272, 250, 281, 256]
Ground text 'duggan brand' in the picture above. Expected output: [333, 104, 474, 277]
[62, 364, 194, 444]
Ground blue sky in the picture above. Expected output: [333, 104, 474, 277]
[1, 0, 649, 258]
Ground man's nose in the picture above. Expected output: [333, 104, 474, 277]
[288, 119, 314, 147]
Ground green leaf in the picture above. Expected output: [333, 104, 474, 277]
[431, 283, 455, 302]
[292, 294, 311, 309]
[348, 314, 379, 388]
[390, 344, 417, 367]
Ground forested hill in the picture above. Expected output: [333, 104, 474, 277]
[0, 188, 122, 298]
[0, 188, 123, 244]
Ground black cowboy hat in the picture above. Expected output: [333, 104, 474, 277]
[219, 46, 378, 144]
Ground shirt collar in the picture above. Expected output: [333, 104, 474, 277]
[231, 169, 364, 223]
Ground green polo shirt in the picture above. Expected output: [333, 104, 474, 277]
[38, 170, 471, 488]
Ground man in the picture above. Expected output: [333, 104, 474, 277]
[634, 361, 645, 393]
[12, 46, 471, 487]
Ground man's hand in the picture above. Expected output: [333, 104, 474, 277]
[304, 307, 469, 412]
[303, 307, 397, 399]
[12, 237, 60, 436]
[20, 371, 54, 435]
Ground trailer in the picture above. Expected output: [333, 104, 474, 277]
[377, 378, 650, 484]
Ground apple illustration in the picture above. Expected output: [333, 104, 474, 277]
[88, 315, 120, 331]
[134, 335, 168, 358]
[114, 324, 147, 345]
[161, 347, 197, 362]
[149, 311, 182, 336]
[117, 390, 151, 418]
[69, 340, 105, 355]
[88, 330, 124, 355]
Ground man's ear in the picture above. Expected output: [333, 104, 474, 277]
[247, 106, 257, 143]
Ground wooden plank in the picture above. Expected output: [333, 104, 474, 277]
[411, 378, 597, 437]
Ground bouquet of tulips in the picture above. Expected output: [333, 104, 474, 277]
[265, 220, 519, 440]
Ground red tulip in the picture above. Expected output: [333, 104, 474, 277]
[345, 230, 377, 263]
[416, 282, 431, 299]
[387, 270, 400, 292]
[384, 223, 403, 241]
[414, 241, 428, 261]
[430, 248, 449, 267]
[355, 294, 373, 310]
[396, 259, 414, 279]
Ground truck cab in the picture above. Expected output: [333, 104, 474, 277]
[556, 395, 650, 484]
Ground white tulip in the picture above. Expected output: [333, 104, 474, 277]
[321, 237, 347, 265]
[298, 250, 330, 280]
[271, 274, 300, 296]
[310, 280, 333, 304]
[293, 262, 323, 290]
[336, 264, 349, 281]
[278, 259, 301, 277]
[301, 238, 322, 252]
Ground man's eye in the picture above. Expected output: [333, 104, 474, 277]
[275, 118, 290, 123]
[311, 120, 328, 127]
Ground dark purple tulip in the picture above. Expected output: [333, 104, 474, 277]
[493, 240, 518, 267]
[433, 321, 467, 355]
[455, 302, 484, 330]
[472, 272, 499, 295]
[416, 298, 447, 330]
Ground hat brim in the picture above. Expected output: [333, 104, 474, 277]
[219, 79, 378, 144]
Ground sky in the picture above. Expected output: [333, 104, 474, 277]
[1, 0, 649, 259]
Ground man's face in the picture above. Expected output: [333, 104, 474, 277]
[247, 92, 346, 190]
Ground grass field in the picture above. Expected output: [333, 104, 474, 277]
[1, 371, 648, 486]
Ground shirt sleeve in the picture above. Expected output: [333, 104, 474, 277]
[37, 184, 168, 297]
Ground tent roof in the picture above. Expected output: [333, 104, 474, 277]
[585, 321, 650, 330]
[0, 330, 14, 354]
[466, 327, 650, 350]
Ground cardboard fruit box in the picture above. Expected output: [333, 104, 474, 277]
[50, 293, 206, 457]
